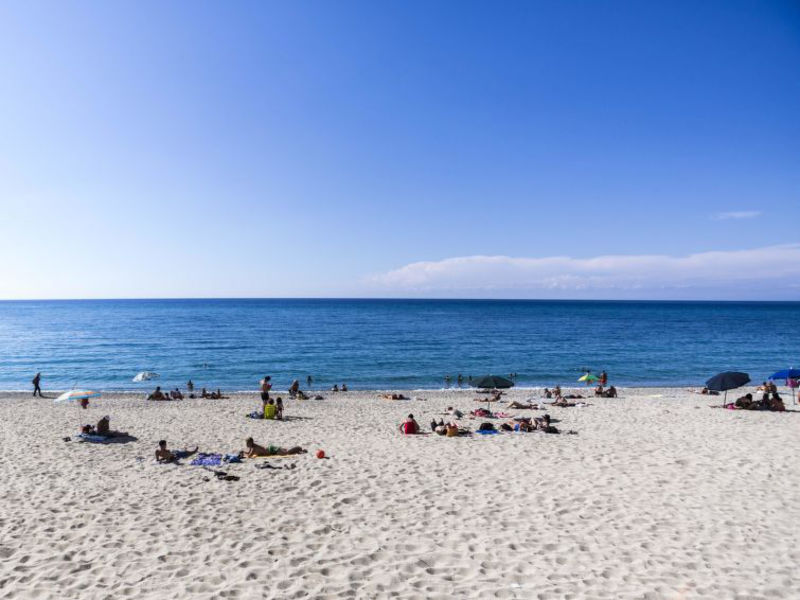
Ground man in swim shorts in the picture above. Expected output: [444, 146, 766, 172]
[242, 437, 306, 458]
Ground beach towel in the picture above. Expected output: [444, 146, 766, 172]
[474, 429, 499, 435]
[77, 433, 113, 443]
[77, 433, 135, 444]
[191, 453, 223, 466]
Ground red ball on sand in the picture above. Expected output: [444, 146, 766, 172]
[316, 450, 325, 459]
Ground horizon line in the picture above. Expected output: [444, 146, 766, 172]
[1, 296, 799, 303]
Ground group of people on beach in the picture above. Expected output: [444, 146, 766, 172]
[153, 438, 306, 463]
[147, 385, 228, 401]
[729, 392, 786, 412]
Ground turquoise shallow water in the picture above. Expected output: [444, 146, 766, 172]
[0, 299, 798, 391]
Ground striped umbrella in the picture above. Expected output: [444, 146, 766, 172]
[54, 390, 102, 403]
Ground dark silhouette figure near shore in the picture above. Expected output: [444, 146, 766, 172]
[32, 372, 42, 397]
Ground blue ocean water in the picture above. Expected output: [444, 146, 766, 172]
[0, 299, 798, 391]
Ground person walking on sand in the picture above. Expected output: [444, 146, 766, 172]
[32, 372, 42, 397]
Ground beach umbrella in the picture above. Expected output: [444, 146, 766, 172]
[473, 375, 514, 389]
[768, 369, 800, 405]
[705, 371, 750, 403]
[578, 373, 598, 384]
[133, 371, 159, 382]
[54, 390, 102, 403]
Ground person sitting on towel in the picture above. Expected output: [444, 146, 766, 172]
[155, 440, 198, 463]
[768, 392, 785, 412]
[82, 416, 128, 438]
[242, 437, 306, 458]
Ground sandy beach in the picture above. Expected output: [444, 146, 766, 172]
[1, 387, 799, 599]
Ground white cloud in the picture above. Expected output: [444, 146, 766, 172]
[713, 210, 762, 220]
[368, 244, 800, 299]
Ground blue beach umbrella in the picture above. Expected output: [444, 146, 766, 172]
[769, 369, 800, 405]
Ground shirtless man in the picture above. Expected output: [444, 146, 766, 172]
[148, 386, 166, 401]
[85, 416, 128, 438]
[155, 440, 198, 463]
[242, 437, 306, 458]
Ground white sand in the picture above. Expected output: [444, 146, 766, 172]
[1, 387, 799, 599]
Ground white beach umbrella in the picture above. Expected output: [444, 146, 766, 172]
[133, 371, 159, 382]
[54, 390, 102, 403]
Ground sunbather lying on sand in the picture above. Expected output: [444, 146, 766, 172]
[693, 387, 720, 395]
[500, 414, 559, 433]
[470, 407, 494, 418]
[241, 437, 307, 458]
[382, 393, 408, 400]
[444, 406, 464, 418]
[155, 440, 199, 463]
[551, 398, 590, 407]
[507, 400, 538, 409]
[430, 420, 470, 436]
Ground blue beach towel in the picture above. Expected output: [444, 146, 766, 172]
[77, 433, 113, 443]
[190, 453, 223, 466]
[474, 429, 500, 435]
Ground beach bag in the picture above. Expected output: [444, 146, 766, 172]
[478, 422, 495, 432]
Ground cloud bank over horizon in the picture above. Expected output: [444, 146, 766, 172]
[368, 244, 800, 300]
[713, 211, 763, 220]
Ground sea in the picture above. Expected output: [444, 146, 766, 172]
[0, 299, 798, 391]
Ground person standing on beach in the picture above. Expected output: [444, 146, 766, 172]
[306, 375, 312, 389]
[457, 374, 463, 387]
[445, 374, 451, 387]
[187, 380, 194, 393]
[32, 372, 42, 397]
[600, 371, 608, 385]
[260, 375, 272, 402]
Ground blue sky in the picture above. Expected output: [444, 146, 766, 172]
[1, 0, 798, 299]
